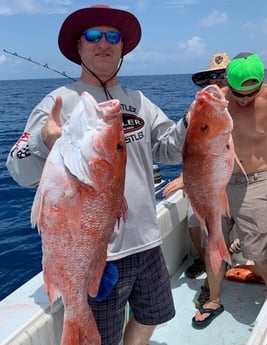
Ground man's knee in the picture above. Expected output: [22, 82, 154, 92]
[123, 316, 156, 345]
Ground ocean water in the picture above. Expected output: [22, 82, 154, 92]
[0, 74, 196, 301]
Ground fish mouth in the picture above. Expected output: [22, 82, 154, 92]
[61, 97, 122, 188]
[204, 85, 224, 99]
[98, 100, 121, 121]
[202, 85, 229, 108]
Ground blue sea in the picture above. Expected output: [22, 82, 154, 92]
[0, 74, 196, 301]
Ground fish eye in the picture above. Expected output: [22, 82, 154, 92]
[201, 124, 209, 132]
[117, 142, 124, 150]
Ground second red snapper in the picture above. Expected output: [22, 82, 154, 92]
[31, 92, 127, 345]
[183, 85, 233, 274]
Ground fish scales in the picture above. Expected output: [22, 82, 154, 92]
[183, 85, 233, 275]
[31, 92, 127, 345]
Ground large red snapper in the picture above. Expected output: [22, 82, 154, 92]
[183, 85, 233, 275]
[31, 92, 127, 345]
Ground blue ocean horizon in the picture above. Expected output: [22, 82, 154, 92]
[0, 74, 195, 301]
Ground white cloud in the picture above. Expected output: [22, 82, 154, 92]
[242, 20, 256, 31]
[123, 47, 183, 74]
[179, 36, 205, 55]
[123, 36, 205, 74]
[162, 0, 198, 9]
[241, 21, 256, 39]
[134, 0, 198, 11]
[126, 48, 178, 64]
[200, 10, 228, 27]
[0, 54, 7, 63]
[136, 0, 152, 12]
[242, 18, 267, 38]
[0, 0, 71, 15]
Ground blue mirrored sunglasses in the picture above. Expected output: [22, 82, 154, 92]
[208, 72, 225, 80]
[83, 29, 122, 44]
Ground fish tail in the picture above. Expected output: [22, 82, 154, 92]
[61, 311, 101, 345]
[209, 238, 232, 275]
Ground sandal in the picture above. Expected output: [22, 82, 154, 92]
[185, 259, 205, 279]
[192, 304, 224, 329]
[195, 285, 210, 308]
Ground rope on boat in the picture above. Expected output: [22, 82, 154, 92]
[3, 49, 77, 81]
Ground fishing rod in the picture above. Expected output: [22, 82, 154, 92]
[3, 49, 77, 82]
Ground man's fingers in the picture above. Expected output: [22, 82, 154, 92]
[50, 96, 62, 127]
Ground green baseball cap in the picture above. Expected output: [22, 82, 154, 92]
[227, 52, 264, 91]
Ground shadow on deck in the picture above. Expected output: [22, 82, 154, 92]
[150, 258, 266, 345]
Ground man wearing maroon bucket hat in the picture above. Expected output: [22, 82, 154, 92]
[6, 4, 189, 344]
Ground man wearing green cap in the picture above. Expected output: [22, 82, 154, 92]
[192, 52, 267, 329]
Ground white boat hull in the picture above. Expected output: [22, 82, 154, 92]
[0, 191, 266, 345]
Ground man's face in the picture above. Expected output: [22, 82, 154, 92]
[78, 26, 123, 79]
[230, 84, 262, 107]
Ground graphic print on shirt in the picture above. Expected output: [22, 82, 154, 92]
[121, 103, 145, 144]
[10, 132, 31, 159]
[10, 101, 146, 161]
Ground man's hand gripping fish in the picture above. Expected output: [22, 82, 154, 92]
[183, 84, 244, 275]
[31, 92, 127, 345]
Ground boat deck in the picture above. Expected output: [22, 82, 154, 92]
[150, 257, 267, 345]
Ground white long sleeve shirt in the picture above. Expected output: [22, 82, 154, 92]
[6, 81, 186, 260]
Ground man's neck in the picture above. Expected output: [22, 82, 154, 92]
[79, 68, 118, 87]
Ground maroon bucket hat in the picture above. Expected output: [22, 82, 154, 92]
[58, 4, 142, 64]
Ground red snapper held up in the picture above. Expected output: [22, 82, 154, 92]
[31, 92, 127, 345]
[183, 85, 233, 275]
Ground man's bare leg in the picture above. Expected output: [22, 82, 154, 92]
[194, 251, 225, 321]
[189, 226, 205, 262]
[123, 316, 156, 345]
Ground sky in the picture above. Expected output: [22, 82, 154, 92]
[1, 0, 267, 80]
